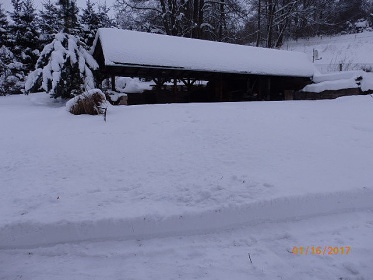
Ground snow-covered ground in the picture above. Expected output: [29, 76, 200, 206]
[283, 31, 373, 73]
[1, 93, 373, 279]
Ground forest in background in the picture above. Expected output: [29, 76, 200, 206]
[0, 0, 372, 96]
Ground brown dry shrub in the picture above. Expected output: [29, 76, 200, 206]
[68, 97, 85, 115]
[68, 89, 107, 115]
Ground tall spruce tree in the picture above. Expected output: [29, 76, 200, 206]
[80, 1, 114, 49]
[58, 0, 80, 35]
[0, 4, 24, 95]
[0, 45, 24, 95]
[0, 4, 9, 47]
[9, 0, 40, 75]
[38, 0, 62, 46]
[80, 0, 101, 47]
[97, 2, 114, 28]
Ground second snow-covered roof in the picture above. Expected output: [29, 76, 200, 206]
[92, 28, 315, 78]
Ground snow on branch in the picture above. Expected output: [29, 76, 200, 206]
[25, 32, 99, 99]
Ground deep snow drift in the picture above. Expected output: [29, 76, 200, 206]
[0, 94, 373, 279]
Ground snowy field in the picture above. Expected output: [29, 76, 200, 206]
[1, 93, 373, 279]
[283, 31, 373, 73]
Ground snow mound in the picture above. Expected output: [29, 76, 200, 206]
[302, 70, 373, 93]
[303, 78, 359, 93]
[115, 77, 153, 93]
[1, 189, 372, 249]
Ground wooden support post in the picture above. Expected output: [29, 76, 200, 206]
[173, 78, 177, 94]
[214, 74, 223, 101]
[266, 77, 271, 100]
[246, 78, 251, 97]
[257, 77, 263, 100]
[111, 75, 116, 91]
[153, 78, 166, 90]
[181, 78, 197, 92]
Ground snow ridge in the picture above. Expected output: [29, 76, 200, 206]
[1, 189, 372, 249]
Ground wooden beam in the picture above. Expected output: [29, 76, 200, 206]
[181, 78, 197, 91]
[153, 77, 167, 90]
[111, 75, 116, 91]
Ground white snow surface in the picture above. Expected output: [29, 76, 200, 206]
[312, 71, 365, 83]
[115, 77, 153, 93]
[1, 94, 373, 279]
[302, 78, 359, 93]
[283, 31, 373, 73]
[92, 28, 315, 77]
[302, 71, 373, 93]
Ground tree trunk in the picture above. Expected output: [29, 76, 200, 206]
[160, 0, 171, 35]
[218, 0, 225, 41]
[266, 0, 275, 48]
[256, 0, 261, 46]
[198, 0, 204, 38]
[192, 0, 199, 38]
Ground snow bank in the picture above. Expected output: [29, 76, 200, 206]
[0, 189, 372, 249]
[2, 210, 372, 280]
[92, 28, 315, 78]
[106, 90, 127, 102]
[302, 78, 359, 93]
[115, 77, 153, 93]
[361, 72, 373, 92]
[303, 70, 373, 93]
[312, 70, 364, 83]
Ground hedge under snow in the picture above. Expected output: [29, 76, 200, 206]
[25, 33, 99, 99]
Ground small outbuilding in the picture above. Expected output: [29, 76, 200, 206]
[91, 28, 315, 104]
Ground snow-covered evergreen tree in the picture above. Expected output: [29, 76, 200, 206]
[25, 32, 98, 99]
[80, 0, 101, 47]
[80, 1, 113, 49]
[9, 0, 40, 75]
[0, 46, 25, 95]
[38, 0, 62, 46]
[97, 2, 114, 29]
[0, 4, 24, 95]
[0, 4, 9, 47]
[58, 0, 80, 35]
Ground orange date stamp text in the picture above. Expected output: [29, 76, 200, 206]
[292, 246, 351, 255]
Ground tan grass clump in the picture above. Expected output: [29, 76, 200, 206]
[67, 89, 107, 115]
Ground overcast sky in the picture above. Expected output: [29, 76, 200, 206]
[1, 0, 116, 16]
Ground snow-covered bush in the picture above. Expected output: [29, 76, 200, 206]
[66, 89, 107, 115]
[25, 32, 99, 99]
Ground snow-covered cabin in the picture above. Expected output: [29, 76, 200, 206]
[91, 28, 315, 104]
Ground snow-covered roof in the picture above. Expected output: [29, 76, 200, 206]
[92, 28, 315, 78]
